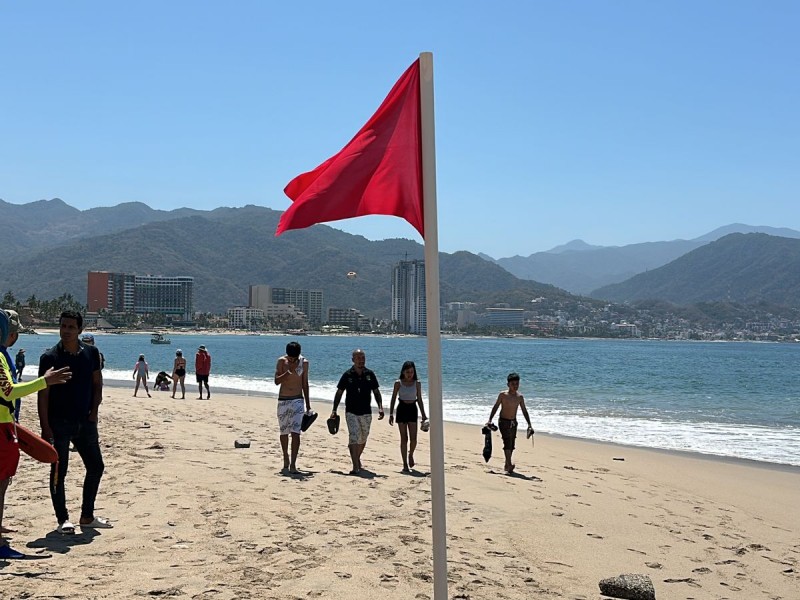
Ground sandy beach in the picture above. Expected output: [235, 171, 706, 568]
[2, 387, 798, 599]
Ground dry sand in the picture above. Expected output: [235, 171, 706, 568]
[2, 387, 798, 599]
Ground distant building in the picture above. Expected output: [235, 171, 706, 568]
[486, 307, 524, 328]
[611, 322, 641, 337]
[227, 307, 265, 329]
[87, 271, 194, 321]
[391, 259, 427, 335]
[248, 284, 323, 326]
[327, 307, 366, 331]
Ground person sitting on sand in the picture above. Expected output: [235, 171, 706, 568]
[171, 349, 186, 399]
[485, 372, 533, 474]
[274, 341, 311, 473]
[132, 354, 150, 398]
[389, 360, 428, 473]
[154, 371, 171, 391]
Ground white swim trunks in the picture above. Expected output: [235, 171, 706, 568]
[277, 396, 304, 435]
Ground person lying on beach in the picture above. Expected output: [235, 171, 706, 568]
[274, 341, 311, 473]
[486, 372, 533, 474]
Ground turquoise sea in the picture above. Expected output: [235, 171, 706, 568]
[17, 332, 800, 467]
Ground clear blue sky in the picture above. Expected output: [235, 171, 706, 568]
[2, 1, 798, 257]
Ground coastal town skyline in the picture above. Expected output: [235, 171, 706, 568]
[2, 2, 798, 258]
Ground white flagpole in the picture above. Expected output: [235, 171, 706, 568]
[419, 51, 448, 600]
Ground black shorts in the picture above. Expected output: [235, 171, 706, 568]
[499, 418, 517, 451]
[396, 401, 418, 424]
[175, 368, 186, 377]
[196, 374, 209, 383]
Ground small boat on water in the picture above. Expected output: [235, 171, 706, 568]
[150, 332, 171, 345]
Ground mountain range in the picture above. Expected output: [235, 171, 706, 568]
[0, 200, 567, 315]
[2, 198, 799, 314]
[488, 224, 800, 295]
[591, 233, 800, 306]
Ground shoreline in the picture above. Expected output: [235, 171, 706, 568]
[29, 328, 800, 343]
[101, 376, 800, 473]
[6, 386, 798, 599]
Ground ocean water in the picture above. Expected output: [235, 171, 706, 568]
[17, 332, 800, 466]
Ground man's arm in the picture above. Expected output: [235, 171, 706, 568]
[373, 389, 384, 420]
[273, 357, 287, 386]
[519, 397, 532, 428]
[302, 361, 311, 411]
[89, 369, 103, 421]
[38, 387, 52, 440]
[331, 388, 344, 416]
[486, 394, 503, 425]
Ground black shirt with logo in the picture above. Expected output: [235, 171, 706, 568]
[337, 367, 380, 416]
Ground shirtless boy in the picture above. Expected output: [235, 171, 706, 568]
[486, 372, 533, 474]
[274, 341, 311, 473]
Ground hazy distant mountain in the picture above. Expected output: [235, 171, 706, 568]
[0, 204, 567, 315]
[2, 198, 203, 259]
[693, 223, 800, 243]
[544, 239, 605, 254]
[492, 225, 800, 294]
[590, 233, 800, 307]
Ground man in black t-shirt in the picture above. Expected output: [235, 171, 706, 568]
[331, 349, 384, 475]
[38, 310, 112, 534]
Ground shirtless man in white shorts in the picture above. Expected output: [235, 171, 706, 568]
[274, 341, 310, 473]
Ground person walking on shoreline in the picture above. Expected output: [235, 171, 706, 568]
[14, 348, 24, 382]
[38, 310, 112, 534]
[331, 349, 384, 475]
[195, 345, 211, 399]
[485, 372, 534, 474]
[132, 354, 150, 397]
[0, 309, 71, 558]
[171, 349, 186, 399]
[388, 360, 428, 473]
[274, 341, 311, 473]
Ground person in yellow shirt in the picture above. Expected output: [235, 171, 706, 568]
[0, 309, 71, 559]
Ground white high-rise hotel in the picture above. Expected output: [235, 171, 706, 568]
[391, 259, 426, 335]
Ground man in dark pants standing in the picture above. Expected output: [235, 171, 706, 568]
[38, 310, 112, 534]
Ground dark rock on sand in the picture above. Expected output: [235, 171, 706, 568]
[599, 573, 656, 600]
[234, 439, 251, 448]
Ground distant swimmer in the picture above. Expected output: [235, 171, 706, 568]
[274, 341, 311, 474]
[485, 372, 533, 474]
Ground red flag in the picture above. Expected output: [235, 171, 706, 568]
[276, 60, 424, 238]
